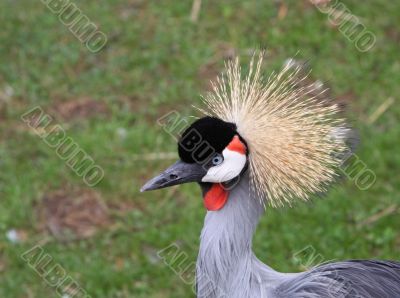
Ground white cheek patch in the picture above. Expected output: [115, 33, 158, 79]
[201, 148, 247, 183]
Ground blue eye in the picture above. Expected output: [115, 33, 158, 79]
[211, 154, 224, 166]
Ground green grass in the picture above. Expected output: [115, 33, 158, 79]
[0, 0, 399, 297]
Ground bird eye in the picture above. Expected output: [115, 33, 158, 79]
[211, 154, 224, 166]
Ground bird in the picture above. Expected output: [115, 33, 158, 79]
[141, 54, 400, 298]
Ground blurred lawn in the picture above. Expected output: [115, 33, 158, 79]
[0, 0, 399, 297]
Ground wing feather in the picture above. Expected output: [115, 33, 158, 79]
[275, 260, 400, 297]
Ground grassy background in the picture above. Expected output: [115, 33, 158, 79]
[0, 0, 399, 297]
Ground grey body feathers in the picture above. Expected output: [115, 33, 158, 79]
[196, 174, 400, 298]
[276, 260, 400, 298]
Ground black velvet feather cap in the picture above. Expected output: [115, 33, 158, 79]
[178, 116, 238, 164]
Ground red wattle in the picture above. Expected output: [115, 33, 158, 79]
[204, 183, 229, 211]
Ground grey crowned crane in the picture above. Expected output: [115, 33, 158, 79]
[141, 55, 400, 298]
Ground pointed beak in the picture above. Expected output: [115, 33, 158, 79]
[140, 160, 207, 192]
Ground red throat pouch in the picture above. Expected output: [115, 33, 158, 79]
[204, 183, 229, 211]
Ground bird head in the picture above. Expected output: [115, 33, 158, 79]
[141, 53, 353, 210]
[141, 116, 249, 211]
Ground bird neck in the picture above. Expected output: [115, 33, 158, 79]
[196, 173, 265, 297]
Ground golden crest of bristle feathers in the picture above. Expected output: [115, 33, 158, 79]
[201, 54, 349, 207]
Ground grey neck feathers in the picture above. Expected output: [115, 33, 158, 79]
[196, 173, 283, 298]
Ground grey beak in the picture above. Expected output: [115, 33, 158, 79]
[140, 160, 207, 192]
